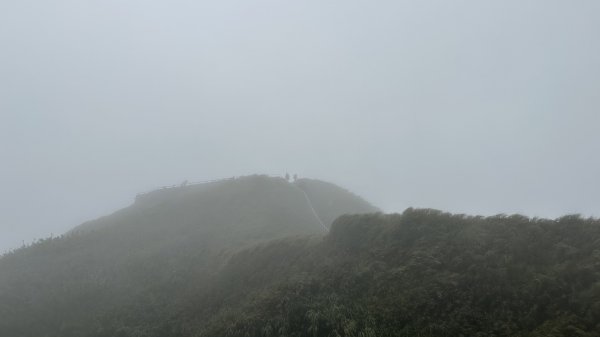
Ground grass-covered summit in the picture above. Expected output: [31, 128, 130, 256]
[2, 176, 599, 337]
[0, 174, 378, 337]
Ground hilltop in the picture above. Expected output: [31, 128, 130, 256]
[0, 175, 378, 337]
[1, 176, 599, 336]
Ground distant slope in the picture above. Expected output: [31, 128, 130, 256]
[71, 175, 324, 250]
[0, 175, 377, 337]
[294, 178, 379, 229]
[194, 209, 600, 337]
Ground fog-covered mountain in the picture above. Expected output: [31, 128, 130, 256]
[2, 175, 599, 336]
[0, 175, 378, 337]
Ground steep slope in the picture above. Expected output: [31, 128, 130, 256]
[194, 209, 600, 337]
[0, 175, 377, 337]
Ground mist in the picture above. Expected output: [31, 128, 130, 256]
[2, 0, 600, 252]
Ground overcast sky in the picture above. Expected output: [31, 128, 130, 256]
[1, 0, 599, 252]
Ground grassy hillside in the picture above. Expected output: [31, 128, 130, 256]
[0, 175, 377, 337]
[2, 178, 599, 337]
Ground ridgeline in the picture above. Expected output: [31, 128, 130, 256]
[1, 175, 599, 336]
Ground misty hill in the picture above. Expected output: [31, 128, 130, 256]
[2, 178, 599, 336]
[0, 175, 378, 337]
[71, 175, 377, 249]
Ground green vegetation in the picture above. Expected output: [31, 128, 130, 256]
[0, 177, 599, 336]
[0, 175, 377, 337]
[194, 210, 600, 336]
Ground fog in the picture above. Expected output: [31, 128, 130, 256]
[1, 0, 599, 252]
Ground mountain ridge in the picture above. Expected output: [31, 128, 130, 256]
[2, 176, 598, 336]
[0, 174, 379, 337]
